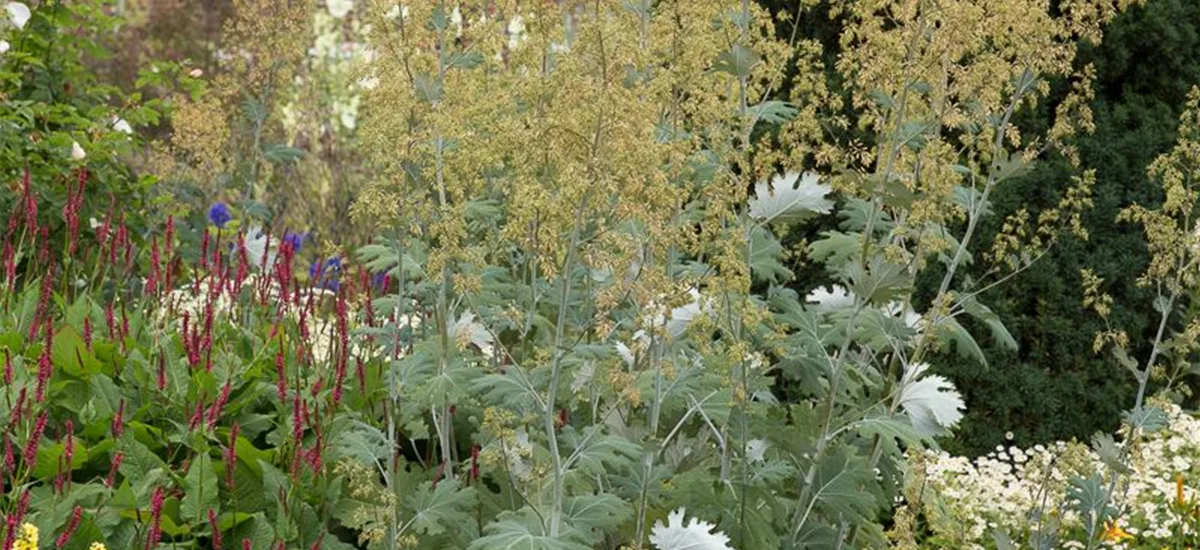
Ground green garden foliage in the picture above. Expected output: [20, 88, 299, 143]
[5, 1, 1200, 549]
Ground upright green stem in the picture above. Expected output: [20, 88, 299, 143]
[546, 200, 586, 537]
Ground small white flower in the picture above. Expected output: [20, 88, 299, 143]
[357, 75, 379, 90]
[384, 4, 408, 20]
[453, 311, 494, 356]
[506, 15, 526, 51]
[111, 116, 133, 134]
[5, 2, 30, 30]
[325, 0, 353, 19]
[614, 341, 635, 367]
[746, 439, 768, 463]
[666, 288, 706, 339]
[188, 68, 203, 78]
[650, 508, 734, 550]
[450, 6, 463, 37]
[70, 141, 86, 160]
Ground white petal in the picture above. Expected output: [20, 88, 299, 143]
[70, 141, 86, 160]
[325, 0, 353, 18]
[5, 2, 30, 30]
[746, 439, 768, 463]
[614, 342, 634, 367]
[0, 40, 9, 54]
[357, 75, 379, 90]
[450, 7, 463, 37]
[112, 117, 133, 134]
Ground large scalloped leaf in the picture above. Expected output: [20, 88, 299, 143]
[899, 369, 966, 436]
[748, 171, 834, 223]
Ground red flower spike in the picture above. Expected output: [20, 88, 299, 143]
[54, 506, 82, 548]
[112, 399, 125, 438]
[24, 411, 48, 467]
[275, 348, 287, 402]
[3, 435, 14, 473]
[225, 423, 240, 489]
[104, 452, 123, 487]
[82, 317, 92, 351]
[208, 508, 223, 549]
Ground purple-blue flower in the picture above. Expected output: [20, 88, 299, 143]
[372, 271, 389, 290]
[208, 202, 232, 228]
[310, 255, 344, 290]
[282, 231, 306, 253]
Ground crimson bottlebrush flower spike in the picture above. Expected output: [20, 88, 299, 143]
[10, 388, 26, 427]
[55, 505, 82, 548]
[104, 452, 123, 487]
[225, 423, 240, 489]
[208, 508, 222, 549]
[22, 168, 37, 234]
[82, 316, 92, 351]
[2, 509, 16, 550]
[275, 348, 287, 402]
[35, 329, 52, 402]
[25, 411, 48, 466]
[3, 435, 14, 473]
[156, 352, 168, 392]
[146, 486, 164, 549]
[207, 381, 232, 429]
[112, 399, 125, 438]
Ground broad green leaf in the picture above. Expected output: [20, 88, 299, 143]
[404, 480, 478, 537]
[935, 316, 986, 366]
[748, 171, 833, 223]
[563, 494, 631, 543]
[899, 367, 965, 436]
[749, 226, 791, 283]
[468, 509, 591, 550]
[181, 451, 218, 525]
[712, 44, 759, 78]
[959, 297, 1018, 352]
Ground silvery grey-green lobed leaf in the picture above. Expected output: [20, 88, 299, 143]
[748, 171, 834, 223]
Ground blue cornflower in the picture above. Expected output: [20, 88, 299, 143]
[310, 255, 344, 289]
[282, 231, 306, 253]
[208, 202, 232, 228]
[371, 271, 389, 290]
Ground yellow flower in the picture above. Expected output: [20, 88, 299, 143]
[89, 543, 109, 550]
[1101, 519, 1134, 543]
[14, 523, 39, 550]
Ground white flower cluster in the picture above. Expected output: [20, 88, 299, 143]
[904, 404, 1200, 549]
